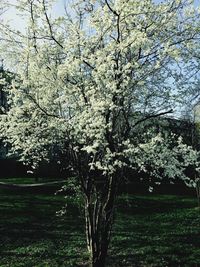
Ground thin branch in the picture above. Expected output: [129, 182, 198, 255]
[132, 109, 173, 128]
[42, 0, 64, 49]
[25, 92, 61, 119]
[0, 37, 22, 45]
[105, 0, 118, 16]
[116, 12, 120, 43]
[83, 60, 95, 70]
[29, 0, 38, 53]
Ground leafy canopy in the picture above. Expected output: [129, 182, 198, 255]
[0, 0, 199, 188]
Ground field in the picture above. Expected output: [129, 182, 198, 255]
[0, 179, 199, 267]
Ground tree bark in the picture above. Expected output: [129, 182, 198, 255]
[84, 175, 117, 267]
[85, 204, 111, 267]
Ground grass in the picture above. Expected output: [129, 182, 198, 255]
[0, 185, 199, 267]
[112, 194, 200, 266]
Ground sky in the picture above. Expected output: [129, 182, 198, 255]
[1, 0, 66, 32]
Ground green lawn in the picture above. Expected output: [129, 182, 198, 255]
[0, 185, 199, 267]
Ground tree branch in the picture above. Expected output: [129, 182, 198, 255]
[132, 109, 173, 128]
[42, 0, 64, 49]
[29, 0, 38, 53]
[105, 0, 118, 16]
[25, 92, 61, 119]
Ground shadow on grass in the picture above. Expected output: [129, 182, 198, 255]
[0, 188, 87, 267]
[109, 194, 200, 267]
[0, 188, 199, 267]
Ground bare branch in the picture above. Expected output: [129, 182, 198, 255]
[105, 0, 118, 16]
[132, 109, 174, 128]
[25, 92, 61, 119]
[29, 0, 38, 53]
[83, 60, 95, 70]
[42, 0, 64, 49]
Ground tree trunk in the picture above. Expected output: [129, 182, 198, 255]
[86, 204, 111, 267]
[85, 195, 115, 267]
[80, 171, 118, 267]
[89, 247, 107, 267]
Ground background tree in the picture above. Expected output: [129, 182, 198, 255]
[0, 1, 200, 266]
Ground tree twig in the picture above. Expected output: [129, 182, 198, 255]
[133, 109, 173, 128]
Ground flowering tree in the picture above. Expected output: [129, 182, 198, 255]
[0, 0, 200, 266]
